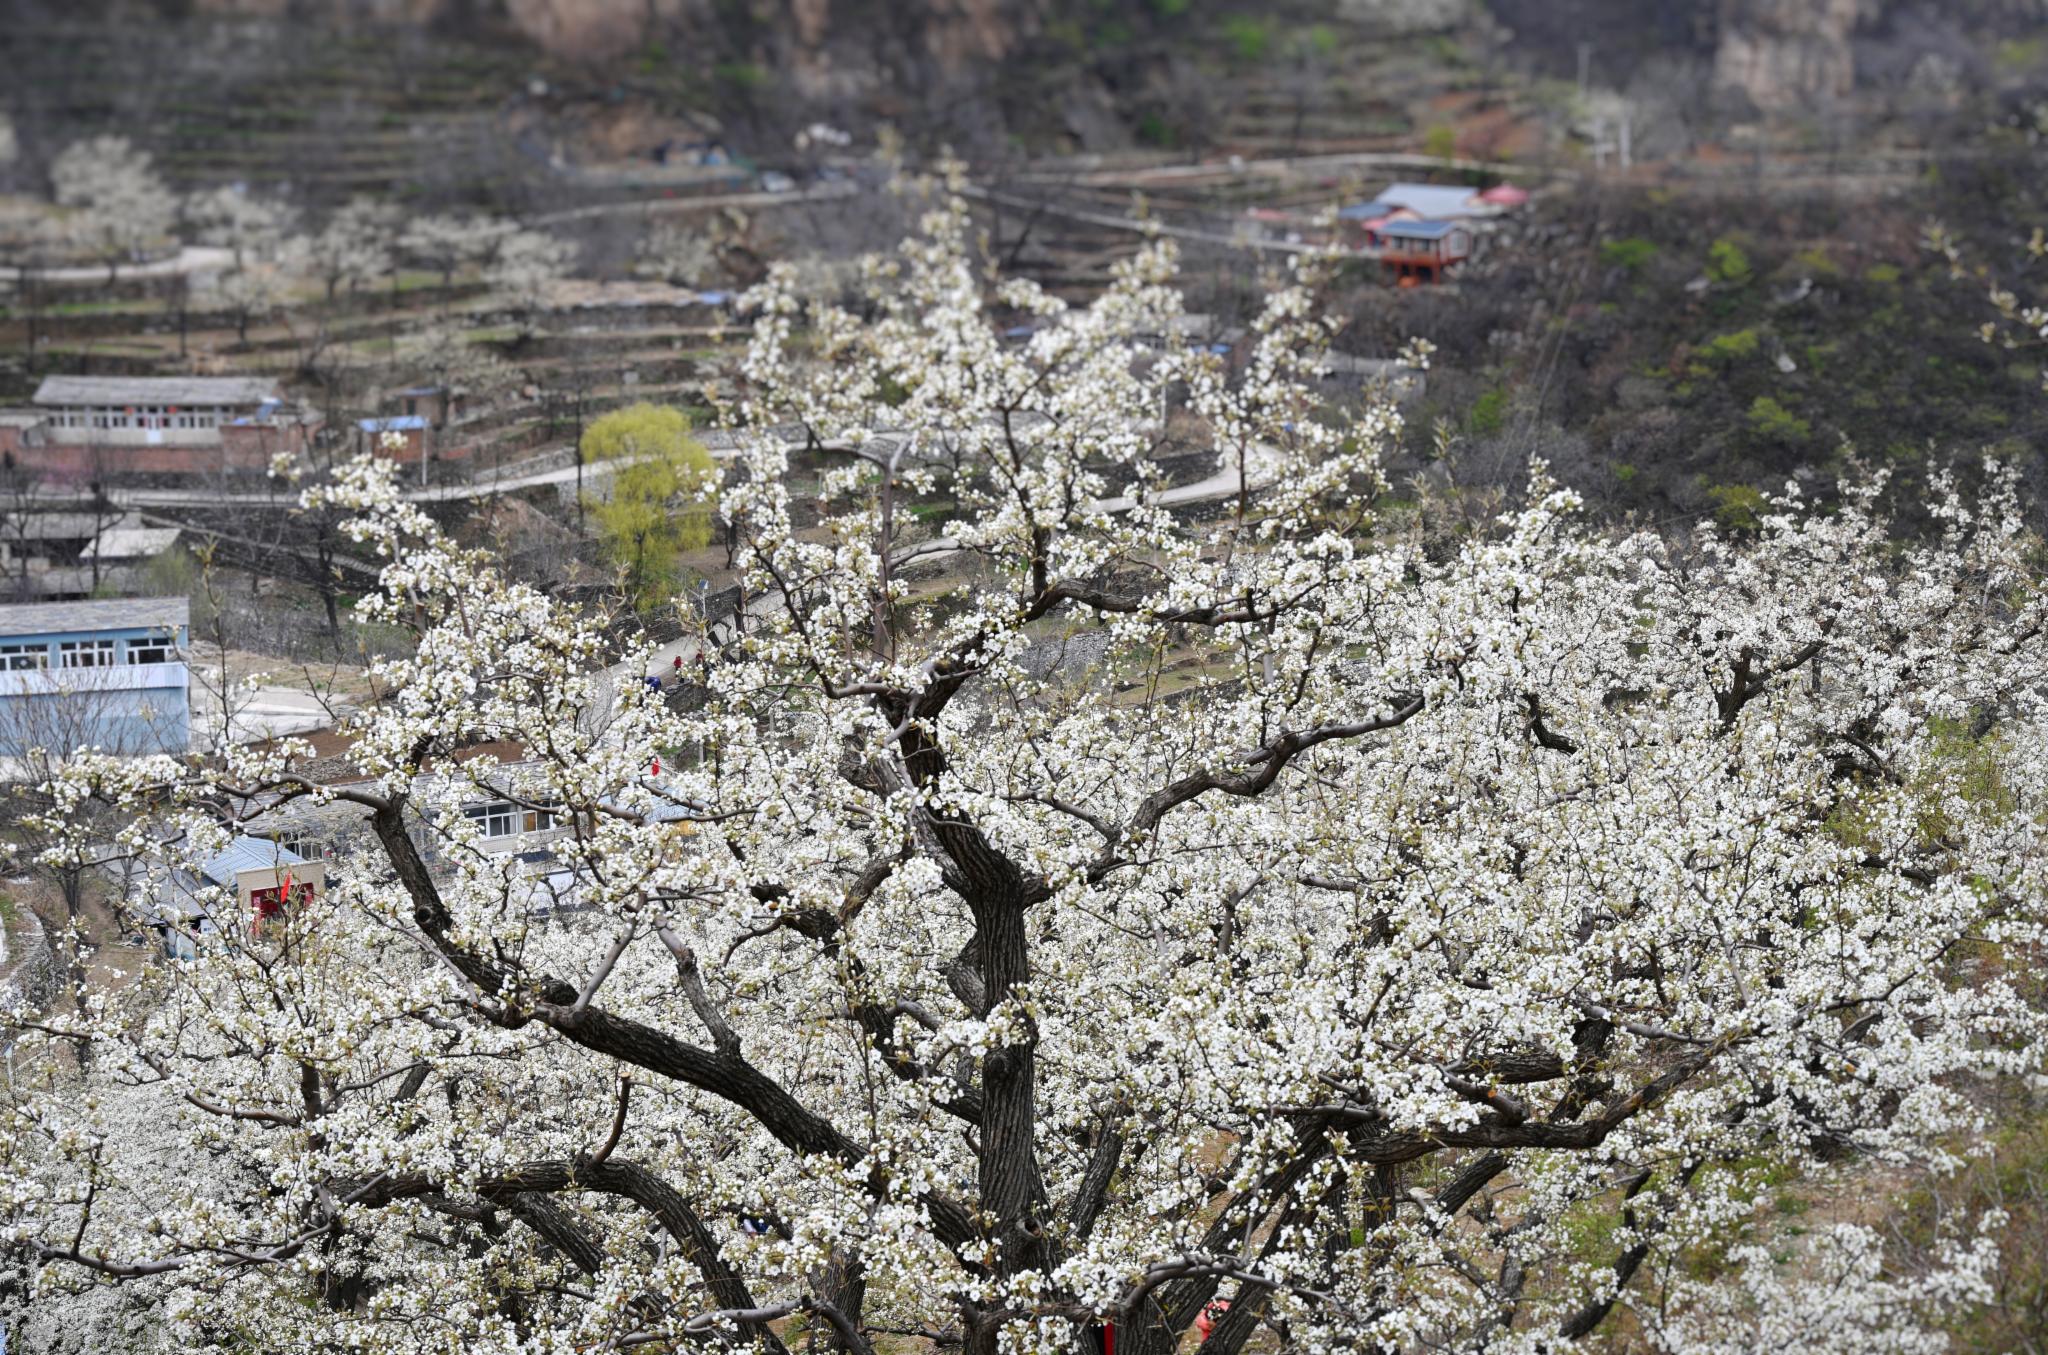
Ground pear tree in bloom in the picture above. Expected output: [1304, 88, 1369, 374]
[47, 135, 177, 284]
[210, 261, 294, 344]
[637, 220, 724, 289]
[183, 185, 292, 271]
[5, 193, 2048, 1355]
[186, 186, 295, 342]
[292, 196, 399, 301]
[401, 213, 513, 290]
[488, 227, 576, 341]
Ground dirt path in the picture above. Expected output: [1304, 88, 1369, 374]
[3, 245, 234, 286]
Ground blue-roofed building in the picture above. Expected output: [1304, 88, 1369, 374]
[1382, 219, 1465, 240]
[1337, 200, 1396, 222]
[357, 414, 433, 463]
[152, 835, 326, 958]
[393, 384, 467, 427]
[0, 597, 190, 763]
[1339, 182, 1507, 257]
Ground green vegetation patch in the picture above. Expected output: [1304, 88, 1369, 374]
[1599, 236, 1657, 275]
[1220, 14, 1272, 63]
[1707, 237, 1754, 287]
[1745, 395, 1810, 446]
[1467, 386, 1508, 436]
[1705, 481, 1769, 531]
[1699, 328, 1761, 366]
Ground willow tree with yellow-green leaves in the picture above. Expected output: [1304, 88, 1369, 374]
[581, 402, 718, 608]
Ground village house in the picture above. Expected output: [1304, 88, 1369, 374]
[80, 516, 183, 589]
[1377, 219, 1475, 284]
[0, 511, 182, 601]
[1339, 182, 1494, 244]
[0, 596, 190, 762]
[356, 414, 431, 463]
[0, 510, 106, 601]
[1334, 180, 1524, 282]
[242, 731, 574, 861]
[0, 375, 319, 480]
[236, 729, 704, 919]
[149, 835, 327, 960]
[393, 383, 467, 427]
[358, 382, 488, 473]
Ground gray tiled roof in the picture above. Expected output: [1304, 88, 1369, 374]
[86, 522, 184, 561]
[8, 513, 102, 540]
[0, 596, 190, 639]
[33, 375, 283, 407]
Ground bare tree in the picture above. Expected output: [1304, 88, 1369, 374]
[0, 660, 189, 1030]
[78, 478, 127, 596]
[1, 214, 66, 371]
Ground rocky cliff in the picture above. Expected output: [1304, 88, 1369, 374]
[1491, 0, 2046, 113]
[1712, 0, 1868, 110]
[182, 0, 1047, 71]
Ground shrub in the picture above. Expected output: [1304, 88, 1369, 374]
[1700, 328, 1761, 366]
[1707, 237, 1753, 286]
[1599, 236, 1657, 275]
[876, 371, 915, 407]
[1468, 386, 1508, 435]
[1424, 125, 1458, 161]
[714, 62, 766, 92]
[1706, 482, 1769, 531]
[1221, 14, 1271, 62]
[1791, 245, 1839, 277]
[1746, 395, 1810, 446]
[139, 544, 198, 599]
[1045, 17, 1085, 49]
[1894, 1107, 2048, 1351]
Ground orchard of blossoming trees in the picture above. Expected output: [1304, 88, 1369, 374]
[3, 191, 2046, 1355]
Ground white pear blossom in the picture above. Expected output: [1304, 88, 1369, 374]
[5, 197, 2047, 1355]
[48, 135, 176, 282]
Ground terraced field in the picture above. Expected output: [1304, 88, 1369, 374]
[3, 15, 541, 205]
